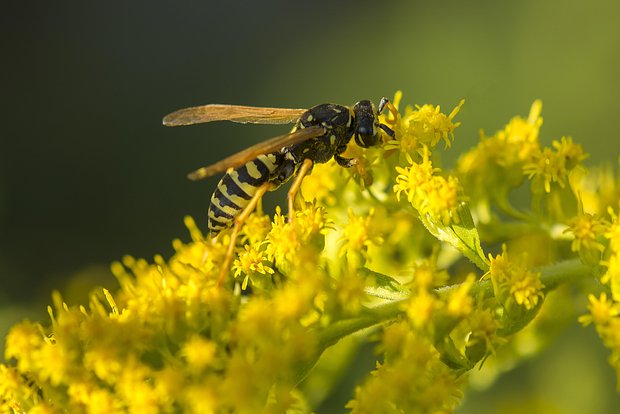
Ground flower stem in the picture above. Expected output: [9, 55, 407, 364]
[315, 258, 593, 354]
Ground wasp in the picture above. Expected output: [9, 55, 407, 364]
[163, 98, 396, 284]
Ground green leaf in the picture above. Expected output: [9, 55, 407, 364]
[452, 203, 489, 271]
[419, 203, 489, 271]
[360, 268, 410, 300]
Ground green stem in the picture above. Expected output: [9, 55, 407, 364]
[317, 300, 403, 349]
[316, 258, 593, 351]
[537, 258, 593, 292]
[297, 258, 593, 383]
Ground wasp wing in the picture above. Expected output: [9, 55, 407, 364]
[163, 104, 306, 126]
[187, 125, 326, 181]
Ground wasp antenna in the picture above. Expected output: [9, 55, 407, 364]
[378, 97, 390, 114]
[379, 124, 395, 138]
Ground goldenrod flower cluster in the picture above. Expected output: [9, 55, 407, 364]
[2, 91, 620, 413]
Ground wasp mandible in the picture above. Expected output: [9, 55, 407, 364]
[163, 98, 397, 283]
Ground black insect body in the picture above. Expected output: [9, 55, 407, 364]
[163, 98, 395, 283]
[206, 100, 390, 234]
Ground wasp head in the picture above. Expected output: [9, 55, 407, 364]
[352, 100, 381, 148]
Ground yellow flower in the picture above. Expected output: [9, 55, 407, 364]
[300, 160, 340, 205]
[409, 255, 449, 291]
[4, 91, 616, 411]
[232, 244, 274, 290]
[579, 293, 620, 327]
[394, 146, 462, 225]
[567, 212, 607, 253]
[409, 100, 464, 148]
[404, 291, 438, 329]
[338, 208, 384, 260]
[181, 335, 218, 371]
[347, 323, 463, 414]
[239, 211, 272, 245]
[394, 150, 438, 204]
[524, 137, 587, 193]
[575, 164, 620, 215]
[502, 99, 543, 161]
[294, 200, 332, 240]
[419, 175, 461, 225]
[554, 136, 588, 169]
[489, 245, 545, 310]
[384, 91, 464, 154]
[456, 100, 544, 216]
[509, 269, 545, 310]
[264, 203, 330, 274]
[4, 321, 44, 374]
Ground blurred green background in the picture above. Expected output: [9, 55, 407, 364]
[2, 0, 620, 412]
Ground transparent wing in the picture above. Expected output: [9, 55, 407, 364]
[163, 104, 306, 126]
[187, 125, 326, 180]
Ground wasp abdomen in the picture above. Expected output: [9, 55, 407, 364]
[208, 153, 281, 234]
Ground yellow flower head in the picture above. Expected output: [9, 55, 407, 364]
[265, 206, 300, 268]
[384, 91, 464, 155]
[501, 100, 543, 161]
[409, 255, 449, 291]
[394, 149, 438, 204]
[233, 244, 274, 290]
[240, 211, 272, 245]
[181, 334, 218, 371]
[576, 164, 620, 215]
[509, 269, 545, 310]
[4, 91, 617, 412]
[489, 245, 545, 310]
[300, 160, 340, 205]
[404, 291, 438, 329]
[568, 212, 607, 249]
[524, 137, 587, 193]
[579, 293, 620, 327]
[394, 146, 462, 225]
[338, 207, 384, 259]
[409, 100, 464, 148]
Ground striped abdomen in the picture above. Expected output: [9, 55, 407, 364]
[208, 153, 281, 234]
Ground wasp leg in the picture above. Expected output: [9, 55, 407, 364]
[217, 182, 271, 286]
[335, 154, 358, 168]
[287, 158, 313, 222]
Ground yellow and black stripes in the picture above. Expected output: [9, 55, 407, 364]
[208, 153, 280, 234]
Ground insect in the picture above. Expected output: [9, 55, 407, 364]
[163, 98, 396, 284]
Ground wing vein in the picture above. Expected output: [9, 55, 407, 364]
[187, 125, 326, 180]
[163, 104, 306, 126]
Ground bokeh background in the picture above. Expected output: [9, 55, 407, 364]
[2, 0, 620, 412]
